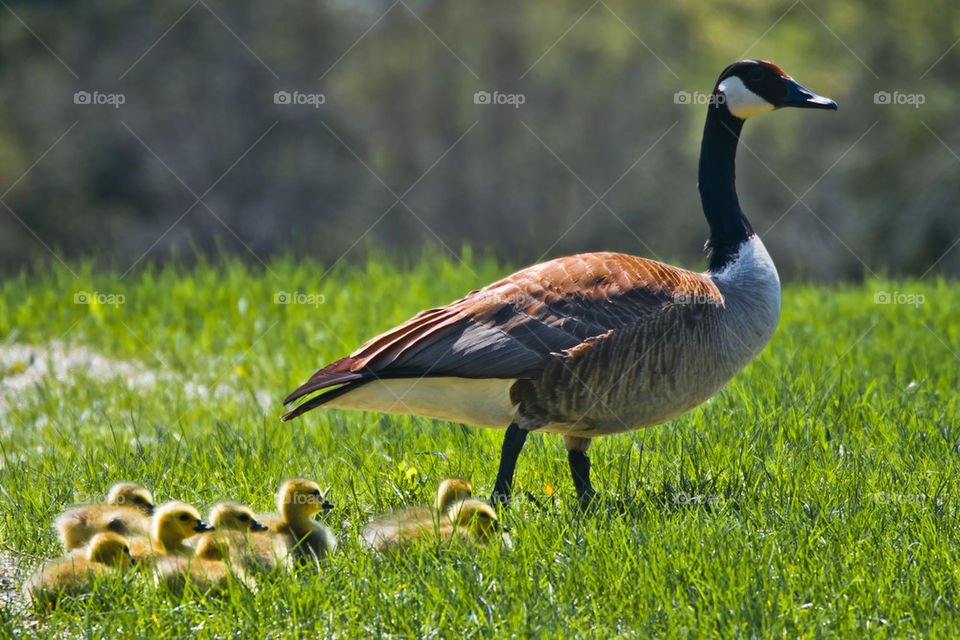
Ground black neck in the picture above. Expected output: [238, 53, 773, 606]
[698, 102, 754, 271]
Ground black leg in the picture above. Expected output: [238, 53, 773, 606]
[568, 449, 596, 509]
[489, 423, 528, 506]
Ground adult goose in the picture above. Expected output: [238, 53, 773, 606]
[283, 60, 836, 507]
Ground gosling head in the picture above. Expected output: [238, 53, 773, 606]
[276, 478, 334, 520]
[448, 498, 506, 541]
[152, 502, 213, 548]
[107, 482, 155, 516]
[435, 478, 473, 514]
[208, 502, 268, 533]
[713, 59, 837, 121]
[87, 532, 135, 568]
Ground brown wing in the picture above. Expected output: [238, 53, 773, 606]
[282, 252, 721, 420]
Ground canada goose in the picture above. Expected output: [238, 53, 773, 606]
[23, 532, 135, 606]
[282, 60, 836, 507]
[55, 481, 155, 551]
[128, 501, 213, 564]
[257, 478, 336, 562]
[363, 496, 508, 553]
[361, 477, 474, 550]
[154, 531, 256, 595]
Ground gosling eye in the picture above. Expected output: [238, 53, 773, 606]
[123, 546, 130, 554]
[134, 497, 144, 504]
[178, 514, 190, 522]
[238, 514, 250, 522]
[312, 490, 321, 497]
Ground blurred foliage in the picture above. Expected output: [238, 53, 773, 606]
[0, 0, 957, 280]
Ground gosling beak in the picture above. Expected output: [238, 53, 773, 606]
[144, 505, 155, 516]
[321, 499, 334, 510]
[251, 521, 269, 532]
[779, 78, 837, 110]
[493, 521, 509, 533]
[193, 520, 215, 533]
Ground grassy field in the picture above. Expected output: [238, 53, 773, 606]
[0, 253, 957, 638]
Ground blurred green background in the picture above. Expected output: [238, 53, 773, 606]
[0, 0, 956, 280]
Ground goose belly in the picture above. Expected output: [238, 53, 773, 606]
[325, 377, 518, 428]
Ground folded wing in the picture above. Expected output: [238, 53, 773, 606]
[282, 252, 721, 419]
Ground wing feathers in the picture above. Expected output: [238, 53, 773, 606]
[283, 252, 722, 414]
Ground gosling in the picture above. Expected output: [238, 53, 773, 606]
[362, 477, 474, 549]
[23, 532, 135, 607]
[257, 478, 336, 562]
[192, 502, 284, 573]
[155, 533, 256, 595]
[364, 497, 509, 553]
[128, 501, 213, 565]
[55, 481, 155, 551]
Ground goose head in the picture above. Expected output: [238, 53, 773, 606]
[276, 478, 334, 521]
[208, 501, 269, 533]
[435, 478, 473, 515]
[87, 532, 135, 568]
[448, 498, 507, 542]
[107, 482, 155, 516]
[152, 502, 213, 549]
[714, 59, 837, 120]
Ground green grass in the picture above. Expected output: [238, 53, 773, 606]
[0, 253, 958, 638]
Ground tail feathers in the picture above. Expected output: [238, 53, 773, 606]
[283, 358, 365, 405]
[280, 380, 370, 421]
[281, 363, 449, 421]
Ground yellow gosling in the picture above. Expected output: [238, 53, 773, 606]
[154, 536, 255, 595]
[129, 501, 213, 565]
[192, 502, 282, 572]
[55, 481, 155, 551]
[258, 478, 336, 562]
[23, 532, 135, 607]
[364, 496, 510, 553]
[362, 477, 474, 550]
[199, 501, 290, 574]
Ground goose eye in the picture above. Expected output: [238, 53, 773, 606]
[238, 514, 250, 522]
[747, 67, 764, 82]
[134, 497, 144, 504]
[178, 514, 190, 521]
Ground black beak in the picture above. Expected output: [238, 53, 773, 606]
[321, 499, 334, 510]
[251, 521, 269, 532]
[780, 78, 837, 110]
[145, 505, 155, 516]
[493, 521, 509, 533]
[194, 520, 214, 533]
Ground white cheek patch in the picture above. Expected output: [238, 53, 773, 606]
[718, 76, 776, 119]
